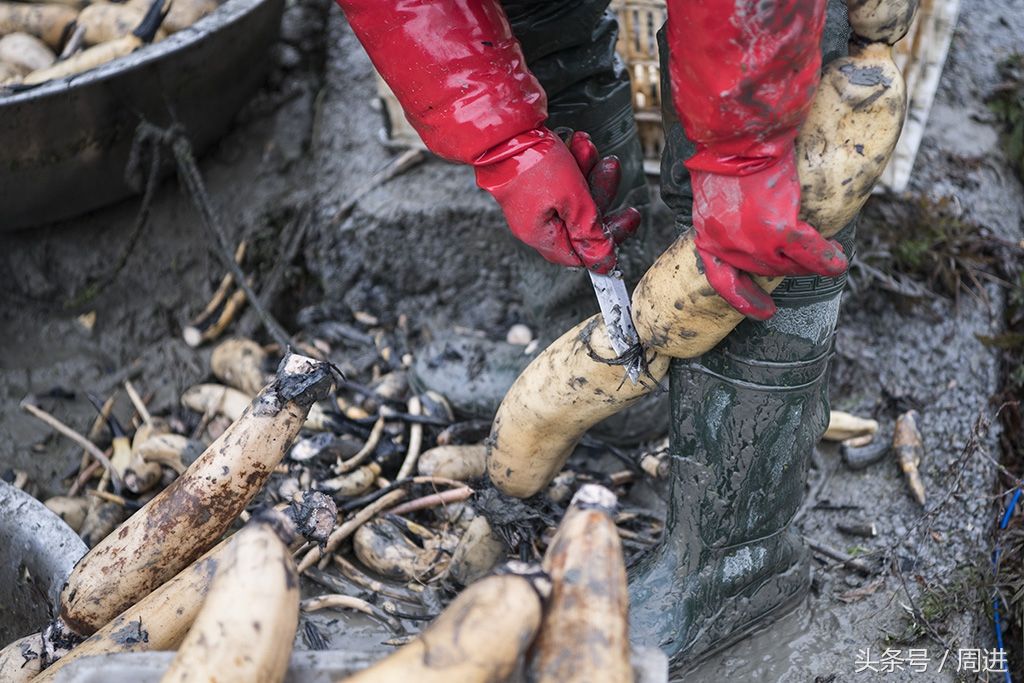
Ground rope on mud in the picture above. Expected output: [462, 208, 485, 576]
[126, 121, 291, 349]
[61, 122, 164, 309]
[168, 125, 291, 349]
[237, 205, 312, 339]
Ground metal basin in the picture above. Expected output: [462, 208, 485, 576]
[0, 0, 284, 231]
[0, 481, 87, 645]
[51, 647, 668, 682]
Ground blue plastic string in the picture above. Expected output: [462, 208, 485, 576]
[993, 484, 1021, 683]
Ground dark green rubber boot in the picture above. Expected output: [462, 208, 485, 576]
[411, 0, 667, 444]
[626, 0, 853, 665]
[627, 223, 855, 664]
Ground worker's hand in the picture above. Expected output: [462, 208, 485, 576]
[691, 151, 848, 319]
[475, 128, 639, 274]
[562, 130, 642, 248]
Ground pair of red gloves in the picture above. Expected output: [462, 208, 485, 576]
[338, 0, 847, 319]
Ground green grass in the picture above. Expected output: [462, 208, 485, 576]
[988, 53, 1024, 184]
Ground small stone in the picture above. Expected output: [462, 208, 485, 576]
[76, 310, 96, 333]
[506, 324, 533, 346]
[279, 6, 320, 44]
[273, 44, 302, 70]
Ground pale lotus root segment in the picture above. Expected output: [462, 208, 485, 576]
[530, 485, 631, 683]
[160, 515, 299, 683]
[489, 316, 670, 498]
[845, 0, 919, 44]
[59, 354, 330, 636]
[488, 21, 908, 498]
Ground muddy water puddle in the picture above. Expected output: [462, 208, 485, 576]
[679, 596, 848, 681]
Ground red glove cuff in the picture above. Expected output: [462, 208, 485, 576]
[684, 132, 798, 177]
[471, 128, 556, 167]
[337, 0, 548, 165]
[472, 127, 559, 190]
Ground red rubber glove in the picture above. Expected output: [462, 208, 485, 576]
[666, 0, 848, 319]
[336, 0, 623, 273]
[562, 130, 643, 247]
[475, 129, 637, 272]
[691, 154, 849, 318]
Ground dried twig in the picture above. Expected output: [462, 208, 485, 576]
[329, 556, 423, 603]
[21, 400, 122, 493]
[72, 392, 116, 495]
[87, 489, 135, 507]
[183, 241, 247, 347]
[300, 594, 402, 632]
[123, 381, 152, 427]
[68, 459, 103, 497]
[892, 557, 957, 654]
[804, 537, 876, 576]
[338, 475, 468, 513]
[336, 416, 385, 474]
[395, 396, 423, 480]
[386, 486, 473, 516]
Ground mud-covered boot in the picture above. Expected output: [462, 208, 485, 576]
[627, 223, 855, 665]
[412, 0, 667, 444]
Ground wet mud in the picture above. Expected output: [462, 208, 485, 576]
[0, 0, 1020, 679]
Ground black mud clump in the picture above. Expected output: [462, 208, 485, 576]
[255, 356, 335, 415]
[111, 617, 149, 646]
[473, 483, 559, 553]
[288, 490, 337, 545]
[40, 618, 84, 666]
[275, 356, 335, 406]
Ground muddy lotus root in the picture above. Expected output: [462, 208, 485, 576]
[59, 354, 331, 636]
[488, 26, 908, 498]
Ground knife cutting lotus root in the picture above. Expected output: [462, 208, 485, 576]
[488, 0, 915, 498]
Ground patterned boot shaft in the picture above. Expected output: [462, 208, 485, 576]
[669, 222, 855, 551]
[629, 223, 854, 663]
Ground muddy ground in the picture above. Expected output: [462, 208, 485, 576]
[1, 0, 1022, 680]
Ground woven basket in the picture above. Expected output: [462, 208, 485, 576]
[611, 0, 666, 175]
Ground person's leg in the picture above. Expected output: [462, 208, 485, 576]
[411, 0, 663, 443]
[503, 0, 649, 214]
[627, 0, 853, 664]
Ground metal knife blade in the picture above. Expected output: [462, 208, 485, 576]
[588, 270, 641, 383]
